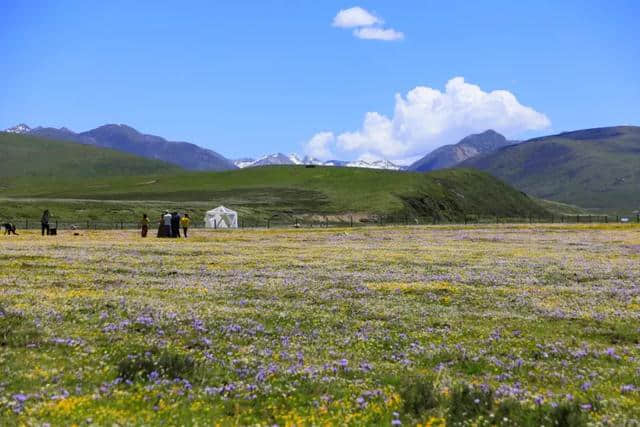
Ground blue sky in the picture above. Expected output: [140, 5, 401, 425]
[1, 0, 638, 161]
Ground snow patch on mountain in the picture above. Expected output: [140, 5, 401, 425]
[234, 153, 404, 170]
[4, 124, 31, 134]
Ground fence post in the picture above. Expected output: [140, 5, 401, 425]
[577, 215, 580, 223]
[350, 216, 353, 227]
[267, 219, 270, 229]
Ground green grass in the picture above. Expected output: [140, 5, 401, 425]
[1, 225, 639, 424]
[1, 167, 550, 223]
[462, 126, 640, 212]
[1, 132, 551, 223]
[0, 132, 182, 179]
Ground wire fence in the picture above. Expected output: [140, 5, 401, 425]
[10, 214, 640, 232]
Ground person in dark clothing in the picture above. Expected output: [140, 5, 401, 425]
[3, 223, 18, 235]
[41, 210, 50, 236]
[170, 212, 181, 238]
[141, 214, 149, 238]
[157, 214, 164, 237]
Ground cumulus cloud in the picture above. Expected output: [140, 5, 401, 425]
[305, 77, 550, 160]
[332, 6, 403, 41]
[332, 6, 381, 28]
[353, 27, 404, 41]
[305, 131, 336, 160]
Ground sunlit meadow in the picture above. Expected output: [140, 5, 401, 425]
[1, 224, 640, 425]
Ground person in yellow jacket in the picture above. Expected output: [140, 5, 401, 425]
[180, 213, 191, 238]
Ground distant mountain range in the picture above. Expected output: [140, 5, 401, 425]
[5, 123, 514, 173]
[5, 122, 640, 210]
[408, 130, 517, 172]
[461, 126, 640, 210]
[5, 123, 236, 171]
[234, 153, 404, 170]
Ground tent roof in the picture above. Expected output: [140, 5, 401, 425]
[205, 205, 237, 215]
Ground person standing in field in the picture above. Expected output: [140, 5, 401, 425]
[171, 212, 181, 238]
[157, 213, 164, 237]
[180, 213, 190, 238]
[41, 210, 50, 236]
[141, 214, 149, 238]
[162, 211, 172, 237]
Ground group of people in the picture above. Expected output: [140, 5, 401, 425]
[5, 209, 193, 238]
[141, 212, 191, 238]
[3, 210, 50, 236]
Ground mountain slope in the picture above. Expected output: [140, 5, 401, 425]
[409, 130, 515, 172]
[19, 123, 236, 171]
[0, 132, 182, 180]
[2, 152, 550, 221]
[461, 126, 640, 210]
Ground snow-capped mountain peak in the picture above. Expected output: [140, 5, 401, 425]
[4, 123, 31, 134]
[234, 153, 404, 170]
[346, 159, 403, 170]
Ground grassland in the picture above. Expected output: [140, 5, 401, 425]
[0, 132, 181, 180]
[462, 126, 640, 213]
[1, 224, 640, 425]
[1, 132, 572, 223]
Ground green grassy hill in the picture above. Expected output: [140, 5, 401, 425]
[0, 132, 553, 223]
[0, 132, 182, 180]
[461, 126, 640, 212]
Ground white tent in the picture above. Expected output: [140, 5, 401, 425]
[204, 206, 238, 229]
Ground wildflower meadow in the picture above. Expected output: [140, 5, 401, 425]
[1, 224, 639, 425]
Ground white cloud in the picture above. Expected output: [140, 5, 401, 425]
[332, 6, 403, 41]
[304, 131, 335, 160]
[353, 27, 404, 41]
[332, 7, 381, 28]
[305, 77, 550, 160]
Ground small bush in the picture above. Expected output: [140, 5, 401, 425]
[447, 384, 493, 424]
[117, 348, 195, 381]
[399, 374, 439, 418]
[447, 392, 588, 427]
[0, 311, 40, 347]
[540, 402, 588, 427]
